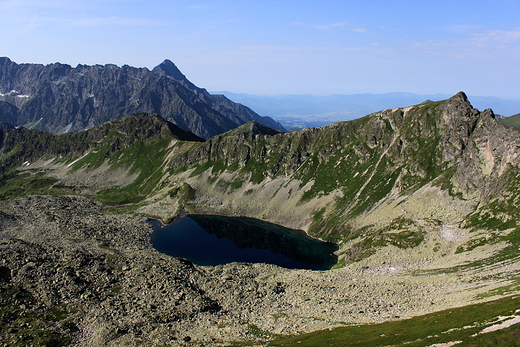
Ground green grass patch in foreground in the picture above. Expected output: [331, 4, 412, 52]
[0, 281, 72, 346]
[267, 295, 520, 347]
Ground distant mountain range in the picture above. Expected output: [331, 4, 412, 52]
[3, 56, 518, 137]
[0, 58, 285, 138]
[217, 91, 520, 130]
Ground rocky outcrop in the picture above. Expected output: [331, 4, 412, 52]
[0, 57, 285, 138]
[0, 195, 224, 345]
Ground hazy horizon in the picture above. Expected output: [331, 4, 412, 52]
[1, 1, 519, 99]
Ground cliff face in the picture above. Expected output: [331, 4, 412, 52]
[0, 57, 285, 138]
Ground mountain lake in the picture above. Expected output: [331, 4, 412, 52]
[148, 215, 338, 270]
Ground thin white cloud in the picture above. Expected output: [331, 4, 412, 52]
[329, 22, 347, 27]
[443, 24, 485, 33]
[473, 28, 520, 45]
[0, 10, 69, 34]
[312, 25, 330, 31]
[413, 27, 520, 59]
[312, 22, 348, 30]
[298, 22, 367, 33]
[0, 1, 157, 30]
[177, 18, 235, 40]
[0, 0, 84, 12]
[241, 45, 317, 52]
[341, 46, 376, 53]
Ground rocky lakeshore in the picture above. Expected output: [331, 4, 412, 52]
[1, 195, 516, 346]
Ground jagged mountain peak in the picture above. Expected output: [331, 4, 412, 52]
[450, 91, 469, 103]
[440, 91, 497, 127]
[0, 57, 13, 66]
[152, 59, 188, 82]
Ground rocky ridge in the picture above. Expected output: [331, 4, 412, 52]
[0, 57, 285, 138]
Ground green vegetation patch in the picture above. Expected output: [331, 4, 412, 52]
[95, 137, 172, 205]
[0, 172, 75, 201]
[455, 233, 501, 254]
[498, 113, 520, 130]
[477, 277, 520, 300]
[189, 160, 217, 177]
[268, 295, 520, 347]
[67, 144, 111, 172]
[248, 324, 276, 339]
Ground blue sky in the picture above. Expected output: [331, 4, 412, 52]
[1, 0, 519, 98]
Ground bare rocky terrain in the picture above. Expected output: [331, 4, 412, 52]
[1, 194, 519, 346]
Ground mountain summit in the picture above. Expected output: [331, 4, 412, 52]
[0, 57, 285, 138]
[152, 59, 191, 84]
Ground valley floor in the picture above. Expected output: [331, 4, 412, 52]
[1, 195, 520, 346]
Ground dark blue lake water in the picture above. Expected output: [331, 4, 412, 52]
[148, 217, 328, 270]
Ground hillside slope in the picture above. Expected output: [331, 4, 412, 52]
[2, 92, 520, 267]
[498, 112, 520, 130]
[1, 92, 520, 345]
